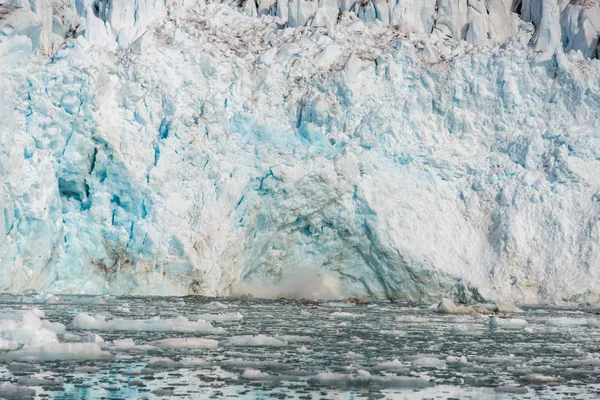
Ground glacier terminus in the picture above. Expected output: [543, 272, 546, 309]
[2, 0, 600, 305]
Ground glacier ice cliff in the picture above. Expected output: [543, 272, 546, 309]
[1, 0, 600, 304]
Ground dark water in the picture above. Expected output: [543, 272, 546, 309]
[1, 294, 600, 399]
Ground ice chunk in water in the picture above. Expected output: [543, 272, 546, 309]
[193, 312, 243, 322]
[80, 334, 105, 343]
[309, 371, 434, 389]
[112, 339, 136, 349]
[330, 312, 363, 319]
[520, 374, 566, 384]
[412, 356, 446, 369]
[224, 335, 287, 347]
[489, 317, 528, 330]
[546, 318, 599, 327]
[71, 313, 225, 333]
[242, 369, 270, 379]
[202, 301, 229, 310]
[0, 383, 36, 399]
[0, 311, 58, 347]
[148, 338, 218, 349]
[0, 343, 112, 361]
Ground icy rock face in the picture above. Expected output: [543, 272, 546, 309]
[2, 1, 600, 304]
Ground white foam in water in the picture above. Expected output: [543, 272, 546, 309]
[0, 343, 112, 361]
[224, 335, 287, 347]
[71, 313, 226, 333]
[148, 338, 219, 349]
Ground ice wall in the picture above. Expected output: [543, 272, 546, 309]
[1, 0, 600, 303]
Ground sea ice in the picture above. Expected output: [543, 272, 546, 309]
[71, 313, 225, 333]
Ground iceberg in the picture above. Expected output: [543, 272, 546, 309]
[1, 0, 600, 304]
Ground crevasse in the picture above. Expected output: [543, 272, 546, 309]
[1, 0, 600, 304]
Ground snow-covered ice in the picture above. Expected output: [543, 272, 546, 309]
[2, 0, 600, 305]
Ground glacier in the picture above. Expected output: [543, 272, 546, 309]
[1, 0, 600, 304]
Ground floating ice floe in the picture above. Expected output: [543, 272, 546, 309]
[0, 383, 36, 399]
[0, 310, 59, 349]
[411, 356, 446, 369]
[79, 333, 104, 343]
[274, 335, 314, 343]
[308, 370, 433, 389]
[0, 343, 112, 362]
[71, 313, 226, 333]
[192, 312, 243, 322]
[330, 312, 364, 319]
[546, 318, 600, 327]
[148, 338, 219, 349]
[297, 346, 313, 354]
[468, 355, 521, 365]
[520, 374, 566, 384]
[452, 324, 482, 336]
[489, 317, 528, 330]
[242, 369, 270, 379]
[395, 316, 428, 323]
[201, 301, 229, 310]
[373, 359, 410, 373]
[224, 335, 287, 347]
